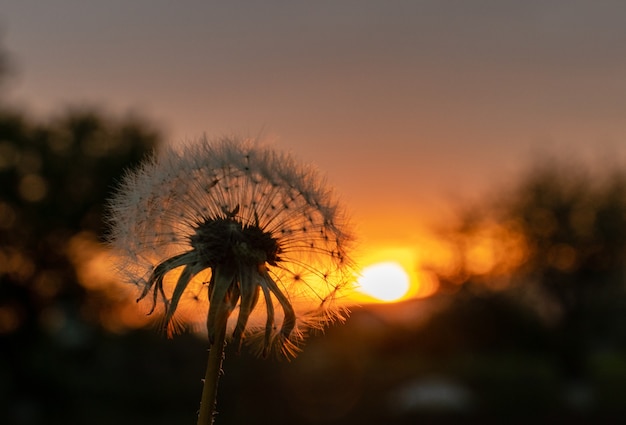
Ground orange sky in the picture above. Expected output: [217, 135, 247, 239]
[3, 1, 626, 299]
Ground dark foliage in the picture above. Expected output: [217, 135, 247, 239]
[0, 102, 164, 424]
[436, 161, 626, 383]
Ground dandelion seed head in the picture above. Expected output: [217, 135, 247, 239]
[107, 136, 354, 357]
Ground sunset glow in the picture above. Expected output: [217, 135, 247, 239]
[357, 262, 410, 302]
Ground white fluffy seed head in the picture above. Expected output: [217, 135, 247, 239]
[107, 136, 355, 354]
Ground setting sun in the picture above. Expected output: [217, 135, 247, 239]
[357, 262, 411, 302]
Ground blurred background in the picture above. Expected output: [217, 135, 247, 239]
[2, 2, 626, 424]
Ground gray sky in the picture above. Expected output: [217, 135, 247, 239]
[3, 0, 626, 250]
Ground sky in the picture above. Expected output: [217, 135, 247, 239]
[2, 1, 626, 292]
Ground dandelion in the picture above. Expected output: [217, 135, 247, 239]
[107, 136, 354, 424]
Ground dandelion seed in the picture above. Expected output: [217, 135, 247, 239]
[107, 136, 354, 356]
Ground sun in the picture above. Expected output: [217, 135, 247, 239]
[356, 261, 411, 302]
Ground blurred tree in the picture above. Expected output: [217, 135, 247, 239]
[505, 164, 626, 381]
[0, 51, 165, 421]
[436, 161, 626, 383]
[0, 106, 160, 329]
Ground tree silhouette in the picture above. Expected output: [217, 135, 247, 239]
[0, 60, 162, 421]
[437, 161, 626, 382]
[0, 107, 160, 329]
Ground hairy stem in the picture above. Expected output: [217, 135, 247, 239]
[197, 317, 227, 425]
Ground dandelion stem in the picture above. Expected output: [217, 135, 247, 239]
[197, 320, 227, 425]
